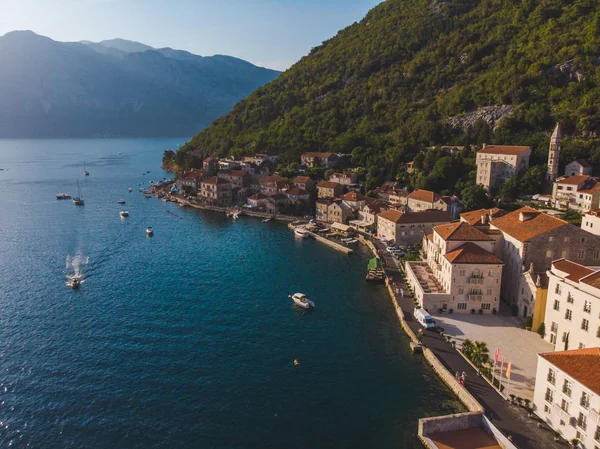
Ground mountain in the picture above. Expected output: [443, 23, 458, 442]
[0, 31, 280, 137]
[179, 0, 600, 191]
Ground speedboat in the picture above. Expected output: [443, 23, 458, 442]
[262, 218, 272, 223]
[288, 293, 314, 309]
[68, 277, 81, 289]
[120, 211, 129, 218]
[56, 193, 71, 200]
[294, 228, 310, 239]
[146, 227, 154, 237]
[118, 199, 126, 204]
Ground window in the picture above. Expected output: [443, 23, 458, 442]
[578, 412, 587, 431]
[545, 387, 554, 403]
[564, 236, 570, 243]
[554, 300, 560, 311]
[457, 303, 467, 310]
[459, 270, 465, 276]
[579, 343, 586, 349]
[595, 425, 600, 442]
[561, 250, 568, 258]
[549, 236, 554, 242]
[486, 288, 492, 295]
[595, 251, 600, 259]
[582, 237, 587, 243]
[584, 300, 592, 313]
[544, 404, 551, 413]
[563, 380, 572, 397]
[550, 333, 557, 344]
[481, 303, 491, 310]
[562, 332, 568, 343]
[547, 250, 553, 258]
[566, 309, 573, 321]
[567, 293, 574, 304]
[551, 322, 558, 332]
[561, 398, 570, 412]
[579, 250, 585, 259]
[597, 326, 600, 339]
[547, 369, 556, 385]
[582, 319, 590, 331]
[458, 288, 464, 294]
[581, 391, 590, 409]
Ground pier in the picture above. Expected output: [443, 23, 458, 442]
[287, 223, 353, 255]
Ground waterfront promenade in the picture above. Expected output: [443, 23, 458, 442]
[371, 240, 562, 449]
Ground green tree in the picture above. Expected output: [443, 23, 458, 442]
[500, 176, 519, 201]
[460, 183, 489, 210]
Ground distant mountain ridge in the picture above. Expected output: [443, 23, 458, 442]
[0, 31, 280, 138]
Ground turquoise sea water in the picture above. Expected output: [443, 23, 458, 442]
[0, 139, 460, 449]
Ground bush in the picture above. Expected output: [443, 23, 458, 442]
[525, 316, 533, 328]
[538, 323, 546, 338]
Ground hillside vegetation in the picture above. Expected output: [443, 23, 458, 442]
[178, 0, 600, 193]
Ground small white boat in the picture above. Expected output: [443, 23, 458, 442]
[262, 218, 271, 223]
[128, 188, 133, 192]
[68, 276, 81, 290]
[118, 199, 126, 204]
[146, 227, 154, 236]
[288, 293, 315, 309]
[120, 211, 129, 218]
[341, 238, 358, 244]
[294, 228, 310, 239]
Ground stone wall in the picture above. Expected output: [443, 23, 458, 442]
[419, 411, 483, 436]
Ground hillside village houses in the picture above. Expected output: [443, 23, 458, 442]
[200, 176, 232, 207]
[476, 144, 532, 191]
[293, 176, 315, 191]
[317, 181, 344, 199]
[300, 152, 339, 168]
[406, 221, 503, 313]
[532, 348, 600, 449]
[406, 189, 464, 219]
[582, 210, 600, 236]
[552, 175, 600, 212]
[543, 259, 600, 351]
[565, 159, 593, 177]
[376, 209, 450, 245]
[329, 172, 358, 186]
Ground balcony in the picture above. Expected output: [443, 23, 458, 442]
[553, 403, 571, 421]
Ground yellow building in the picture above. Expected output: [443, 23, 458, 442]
[519, 268, 548, 332]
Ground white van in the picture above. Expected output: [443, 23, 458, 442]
[414, 308, 435, 330]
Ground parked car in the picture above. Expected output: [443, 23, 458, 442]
[414, 308, 435, 330]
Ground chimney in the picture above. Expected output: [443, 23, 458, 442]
[529, 262, 534, 274]
[536, 275, 542, 288]
[480, 214, 488, 225]
[482, 143, 487, 149]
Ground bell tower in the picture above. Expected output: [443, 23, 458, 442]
[547, 123, 561, 182]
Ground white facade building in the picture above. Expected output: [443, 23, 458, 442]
[582, 210, 600, 237]
[533, 348, 600, 448]
[544, 259, 600, 351]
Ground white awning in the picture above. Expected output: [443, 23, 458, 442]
[330, 222, 352, 232]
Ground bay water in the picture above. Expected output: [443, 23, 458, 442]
[0, 139, 461, 448]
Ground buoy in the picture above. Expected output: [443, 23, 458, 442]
[294, 359, 299, 366]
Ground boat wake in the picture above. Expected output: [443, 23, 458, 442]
[65, 254, 88, 285]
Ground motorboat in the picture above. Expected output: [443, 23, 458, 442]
[262, 218, 271, 223]
[294, 228, 310, 239]
[128, 188, 133, 192]
[146, 227, 154, 237]
[118, 199, 126, 204]
[288, 293, 315, 309]
[56, 193, 72, 200]
[341, 238, 358, 244]
[68, 276, 81, 289]
[120, 211, 129, 218]
[83, 161, 89, 176]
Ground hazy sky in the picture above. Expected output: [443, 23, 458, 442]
[1, 0, 383, 70]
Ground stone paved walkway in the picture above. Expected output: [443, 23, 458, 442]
[430, 313, 554, 401]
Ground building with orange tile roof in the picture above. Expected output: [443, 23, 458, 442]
[543, 259, 600, 352]
[533, 347, 600, 448]
[300, 152, 339, 168]
[200, 176, 232, 207]
[316, 180, 344, 199]
[376, 210, 451, 245]
[552, 175, 600, 212]
[460, 208, 506, 226]
[489, 207, 600, 310]
[407, 221, 503, 314]
[476, 144, 531, 192]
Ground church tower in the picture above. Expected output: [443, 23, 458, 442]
[547, 123, 561, 182]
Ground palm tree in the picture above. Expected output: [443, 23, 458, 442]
[462, 339, 475, 359]
[471, 341, 490, 369]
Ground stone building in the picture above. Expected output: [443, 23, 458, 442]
[376, 210, 450, 245]
[552, 175, 600, 212]
[565, 159, 593, 177]
[203, 157, 219, 175]
[488, 207, 600, 306]
[293, 176, 315, 191]
[407, 222, 503, 314]
[329, 172, 358, 186]
[582, 210, 600, 236]
[476, 145, 531, 192]
[533, 348, 600, 449]
[316, 181, 344, 198]
[300, 152, 339, 168]
[200, 177, 232, 207]
[543, 259, 600, 351]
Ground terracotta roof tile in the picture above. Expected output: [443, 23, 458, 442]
[460, 208, 506, 225]
[444, 242, 503, 264]
[552, 259, 596, 283]
[286, 187, 308, 196]
[317, 181, 341, 189]
[378, 209, 404, 223]
[340, 191, 366, 202]
[539, 348, 600, 395]
[302, 152, 335, 158]
[491, 207, 567, 242]
[582, 272, 600, 290]
[407, 189, 439, 203]
[555, 175, 593, 185]
[260, 175, 287, 183]
[477, 145, 531, 155]
[294, 176, 312, 183]
[575, 159, 593, 168]
[378, 210, 450, 224]
[434, 222, 493, 241]
[202, 176, 229, 185]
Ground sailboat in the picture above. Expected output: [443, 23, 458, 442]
[73, 180, 85, 206]
[83, 161, 89, 176]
